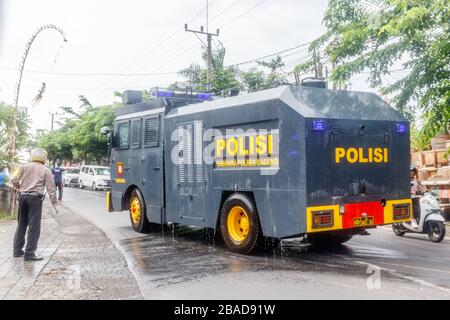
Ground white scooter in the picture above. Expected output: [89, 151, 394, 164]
[393, 192, 446, 242]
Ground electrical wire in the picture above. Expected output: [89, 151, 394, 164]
[219, 0, 267, 29]
[97, 0, 219, 89]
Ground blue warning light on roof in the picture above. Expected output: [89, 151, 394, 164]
[397, 123, 407, 133]
[312, 120, 325, 131]
[152, 90, 175, 97]
[196, 93, 213, 100]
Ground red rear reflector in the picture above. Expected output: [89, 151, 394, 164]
[393, 204, 410, 220]
[312, 210, 334, 229]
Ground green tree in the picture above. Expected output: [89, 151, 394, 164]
[0, 102, 30, 167]
[240, 56, 288, 93]
[38, 129, 73, 165]
[240, 68, 266, 93]
[37, 102, 117, 164]
[176, 42, 240, 96]
[296, 0, 450, 147]
[68, 105, 117, 163]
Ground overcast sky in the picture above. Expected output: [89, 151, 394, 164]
[0, 0, 405, 133]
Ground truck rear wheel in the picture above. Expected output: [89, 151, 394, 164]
[129, 188, 151, 233]
[220, 193, 261, 254]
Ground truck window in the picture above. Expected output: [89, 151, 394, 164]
[144, 117, 159, 147]
[131, 119, 141, 148]
[116, 122, 129, 148]
[177, 121, 203, 186]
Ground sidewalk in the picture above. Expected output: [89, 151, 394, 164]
[0, 200, 142, 300]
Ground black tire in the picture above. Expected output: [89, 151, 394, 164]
[220, 193, 261, 254]
[79, 180, 84, 189]
[427, 221, 446, 243]
[129, 188, 151, 233]
[308, 232, 353, 246]
[392, 223, 406, 236]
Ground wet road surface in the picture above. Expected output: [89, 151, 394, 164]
[63, 187, 450, 299]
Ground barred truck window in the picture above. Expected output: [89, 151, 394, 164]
[144, 117, 159, 147]
[117, 122, 129, 148]
[131, 119, 141, 148]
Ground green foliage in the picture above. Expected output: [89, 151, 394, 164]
[175, 43, 240, 95]
[0, 209, 16, 222]
[0, 102, 30, 168]
[69, 105, 116, 163]
[37, 104, 117, 164]
[240, 68, 266, 93]
[297, 0, 450, 148]
[410, 124, 430, 151]
[241, 56, 288, 92]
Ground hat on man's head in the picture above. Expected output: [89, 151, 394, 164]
[31, 148, 48, 164]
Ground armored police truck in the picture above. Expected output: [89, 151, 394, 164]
[104, 85, 412, 254]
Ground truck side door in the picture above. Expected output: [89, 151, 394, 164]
[141, 115, 164, 223]
[175, 121, 206, 224]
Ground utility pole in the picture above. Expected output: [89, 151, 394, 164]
[49, 110, 64, 132]
[185, 1, 219, 92]
[50, 112, 55, 132]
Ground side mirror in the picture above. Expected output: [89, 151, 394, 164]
[106, 133, 113, 148]
[100, 126, 111, 135]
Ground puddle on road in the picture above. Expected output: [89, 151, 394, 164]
[116, 226, 408, 290]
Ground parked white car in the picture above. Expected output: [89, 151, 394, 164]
[78, 166, 111, 191]
[63, 167, 80, 187]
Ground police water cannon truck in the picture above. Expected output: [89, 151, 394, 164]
[102, 85, 412, 254]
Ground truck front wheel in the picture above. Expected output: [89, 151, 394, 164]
[220, 193, 261, 254]
[129, 188, 151, 233]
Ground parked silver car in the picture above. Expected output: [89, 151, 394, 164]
[63, 167, 80, 187]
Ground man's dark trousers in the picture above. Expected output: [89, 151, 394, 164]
[55, 181, 63, 201]
[13, 194, 43, 257]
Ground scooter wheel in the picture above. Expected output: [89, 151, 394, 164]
[392, 224, 405, 236]
[427, 221, 446, 242]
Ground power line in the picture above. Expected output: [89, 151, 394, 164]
[124, 0, 269, 89]
[226, 40, 313, 68]
[0, 42, 311, 77]
[209, 0, 240, 23]
[98, 0, 219, 89]
[0, 66, 179, 76]
[219, 0, 267, 29]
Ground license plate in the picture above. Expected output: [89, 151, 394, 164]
[354, 216, 374, 227]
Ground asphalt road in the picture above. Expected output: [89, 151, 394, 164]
[62, 187, 450, 300]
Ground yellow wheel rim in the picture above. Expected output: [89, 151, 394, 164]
[227, 206, 250, 242]
[130, 196, 141, 224]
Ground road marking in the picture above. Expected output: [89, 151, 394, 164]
[354, 261, 450, 295]
[369, 261, 450, 276]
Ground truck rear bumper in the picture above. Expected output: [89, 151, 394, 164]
[306, 199, 412, 233]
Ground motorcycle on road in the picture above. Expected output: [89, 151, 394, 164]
[393, 192, 446, 242]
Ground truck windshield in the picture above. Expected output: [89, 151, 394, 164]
[94, 168, 110, 176]
[66, 168, 80, 174]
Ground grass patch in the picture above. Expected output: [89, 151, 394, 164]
[0, 209, 16, 222]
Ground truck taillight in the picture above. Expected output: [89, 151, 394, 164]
[393, 204, 410, 220]
[312, 210, 334, 229]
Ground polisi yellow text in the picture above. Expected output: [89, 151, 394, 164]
[335, 147, 389, 164]
[215, 134, 274, 158]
